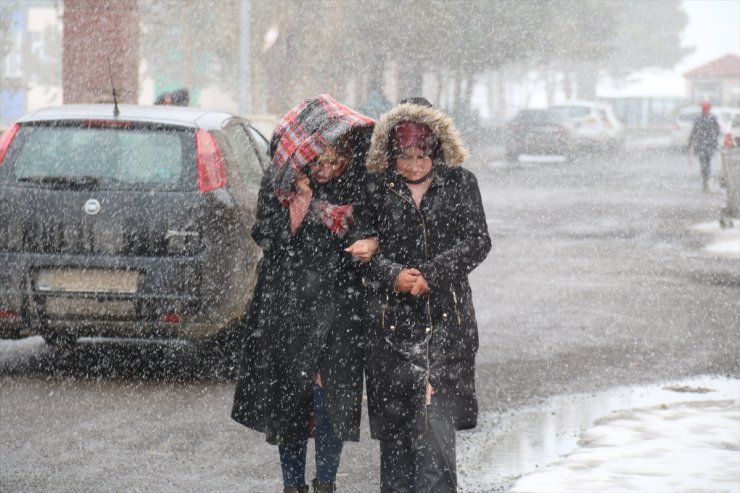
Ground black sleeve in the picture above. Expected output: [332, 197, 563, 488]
[251, 173, 289, 253]
[712, 116, 721, 140]
[345, 174, 379, 243]
[418, 169, 492, 289]
[350, 175, 406, 291]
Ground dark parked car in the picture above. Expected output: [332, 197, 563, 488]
[504, 109, 573, 161]
[0, 104, 268, 348]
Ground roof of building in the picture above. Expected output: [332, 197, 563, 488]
[684, 54, 740, 79]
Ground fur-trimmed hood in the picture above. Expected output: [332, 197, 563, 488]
[366, 103, 469, 173]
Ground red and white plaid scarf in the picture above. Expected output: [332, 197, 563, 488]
[269, 95, 373, 237]
[288, 190, 355, 237]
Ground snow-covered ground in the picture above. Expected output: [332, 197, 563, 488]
[508, 399, 739, 493]
[458, 376, 740, 493]
[692, 219, 740, 259]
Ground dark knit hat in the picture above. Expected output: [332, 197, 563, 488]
[391, 121, 437, 155]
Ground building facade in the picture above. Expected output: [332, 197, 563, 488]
[684, 54, 740, 107]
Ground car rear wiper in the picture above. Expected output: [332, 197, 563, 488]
[16, 175, 100, 190]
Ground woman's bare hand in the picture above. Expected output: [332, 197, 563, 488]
[410, 274, 430, 296]
[345, 237, 379, 262]
[293, 172, 311, 192]
[394, 268, 421, 293]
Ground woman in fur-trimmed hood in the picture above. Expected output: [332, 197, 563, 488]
[365, 98, 469, 173]
[360, 98, 491, 493]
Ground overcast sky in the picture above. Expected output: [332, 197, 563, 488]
[677, 0, 740, 72]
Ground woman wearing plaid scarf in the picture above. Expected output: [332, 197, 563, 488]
[232, 95, 377, 493]
[361, 98, 491, 492]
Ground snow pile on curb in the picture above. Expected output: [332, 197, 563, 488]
[508, 399, 740, 493]
[691, 220, 740, 259]
[457, 377, 739, 493]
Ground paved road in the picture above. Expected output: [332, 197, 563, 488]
[1, 146, 738, 492]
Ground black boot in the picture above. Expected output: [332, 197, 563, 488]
[284, 485, 309, 493]
[311, 478, 336, 492]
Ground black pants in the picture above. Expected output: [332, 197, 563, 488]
[379, 399, 457, 493]
[699, 152, 712, 187]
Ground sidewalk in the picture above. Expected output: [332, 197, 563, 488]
[692, 218, 740, 258]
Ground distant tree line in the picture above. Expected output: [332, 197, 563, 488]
[93, 0, 695, 119]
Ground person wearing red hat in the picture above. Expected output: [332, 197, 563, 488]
[357, 100, 491, 492]
[689, 100, 721, 191]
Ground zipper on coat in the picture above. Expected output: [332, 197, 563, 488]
[388, 183, 429, 261]
[381, 295, 389, 330]
[451, 287, 462, 325]
[389, 181, 435, 423]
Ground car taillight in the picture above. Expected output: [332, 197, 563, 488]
[585, 117, 599, 125]
[0, 309, 20, 319]
[0, 123, 20, 166]
[159, 313, 182, 324]
[195, 129, 227, 192]
[723, 133, 735, 148]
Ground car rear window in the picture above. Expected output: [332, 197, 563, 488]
[2, 123, 196, 190]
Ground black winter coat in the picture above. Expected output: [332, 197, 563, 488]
[231, 167, 369, 445]
[363, 165, 491, 441]
[689, 113, 720, 158]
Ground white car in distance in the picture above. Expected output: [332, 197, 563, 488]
[550, 101, 625, 153]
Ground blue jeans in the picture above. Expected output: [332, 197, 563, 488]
[279, 384, 343, 487]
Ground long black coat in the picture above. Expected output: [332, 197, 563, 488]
[363, 165, 491, 441]
[231, 166, 369, 445]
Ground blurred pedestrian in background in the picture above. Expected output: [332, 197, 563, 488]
[231, 95, 376, 493]
[689, 100, 720, 191]
[360, 89, 392, 120]
[154, 88, 190, 106]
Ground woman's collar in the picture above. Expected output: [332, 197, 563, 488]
[386, 165, 446, 190]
